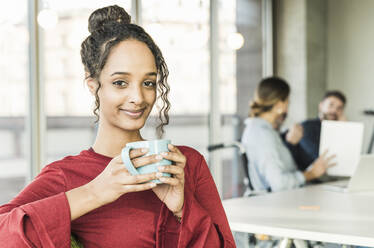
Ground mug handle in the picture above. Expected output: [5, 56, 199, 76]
[121, 146, 139, 175]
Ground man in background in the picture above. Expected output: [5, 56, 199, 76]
[283, 90, 347, 171]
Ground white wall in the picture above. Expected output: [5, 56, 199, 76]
[327, 0, 374, 152]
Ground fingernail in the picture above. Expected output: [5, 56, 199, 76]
[156, 155, 163, 160]
[156, 172, 163, 177]
[158, 166, 164, 171]
[161, 152, 168, 156]
[151, 183, 157, 187]
[141, 148, 148, 153]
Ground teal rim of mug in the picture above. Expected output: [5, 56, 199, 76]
[121, 146, 139, 175]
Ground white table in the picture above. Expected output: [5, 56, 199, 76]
[223, 184, 374, 247]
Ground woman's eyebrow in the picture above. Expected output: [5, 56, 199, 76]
[110, 72, 157, 77]
[145, 72, 157, 77]
[110, 72, 130, 76]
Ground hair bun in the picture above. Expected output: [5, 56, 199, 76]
[88, 5, 131, 33]
[250, 101, 260, 109]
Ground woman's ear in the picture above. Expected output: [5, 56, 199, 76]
[86, 77, 98, 96]
[272, 101, 284, 114]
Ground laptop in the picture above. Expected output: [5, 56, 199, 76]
[323, 155, 374, 193]
[319, 120, 364, 177]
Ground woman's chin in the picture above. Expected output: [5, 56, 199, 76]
[118, 120, 146, 132]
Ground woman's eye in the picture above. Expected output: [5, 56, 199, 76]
[143, 81, 156, 87]
[113, 80, 128, 87]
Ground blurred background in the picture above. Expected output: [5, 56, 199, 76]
[1, 0, 374, 204]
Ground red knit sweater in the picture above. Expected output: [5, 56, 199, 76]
[0, 146, 235, 247]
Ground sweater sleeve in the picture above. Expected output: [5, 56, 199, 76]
[172, 153, 236, 248]
[256, 132, 305, 191]
[0, 166, 71, 247]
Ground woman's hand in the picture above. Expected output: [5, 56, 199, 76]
[286, 124, 304, 145]
[304, 150, 336, 181]
[67, 148, 160, 220]
[152, 144, 186, 218]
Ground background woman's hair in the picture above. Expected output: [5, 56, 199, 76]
[80, 5, 170, 137]
[249, 76, 290, 117]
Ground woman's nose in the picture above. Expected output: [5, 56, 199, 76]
[128, 85, 144, 105]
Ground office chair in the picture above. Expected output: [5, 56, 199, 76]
[208, 142, 280, 247]
[207, 141, 271, 196]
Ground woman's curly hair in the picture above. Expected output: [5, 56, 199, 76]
[80, 5, 170, 137]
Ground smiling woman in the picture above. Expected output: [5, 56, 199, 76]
[0, 5, 235, 248]
[80, 9, 170, 138]
[86, 40, 159, 140]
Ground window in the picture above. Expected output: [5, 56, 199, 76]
[142, 0, 210, 115]
[41, 1, 132, 163]
[0, 0, 28, 204]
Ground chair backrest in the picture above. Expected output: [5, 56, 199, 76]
[207, 142, 256, 192]
[234, 143, 271, 195]
[240, 152, 254, 191]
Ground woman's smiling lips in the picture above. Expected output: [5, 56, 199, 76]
[120, 108, 145, 118]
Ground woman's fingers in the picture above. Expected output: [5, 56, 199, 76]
[327, 162, 337, 168]
[158, 176, 180, 186]
[326, 154, 336, 162]
[122, 182, 157, 193]
[111, 166, 129, 176]
[319, 150, 337, 165]
[161, 145, 186, 167]
[129, 148, 148, 159]
[113, 144, 186, 190]
[132, 154, 163, 168]
[109, 155, 130, 175]
[161, 152, 185, 164]
[121, 172, 158, 184]
[125, 145, 186, 170]
[112, 148, 148, 166]
[320, 149, 329, 158]
[158, 165, 184, 176]
[168, 144, 183, 155]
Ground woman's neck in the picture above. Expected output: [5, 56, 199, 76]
[92, 121, 143, 158]
[258, 112, 277, 129]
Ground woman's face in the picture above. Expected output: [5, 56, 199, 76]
[90, 39, 157, 132]
[273, 98, 289, 129]
[280, 98, 289, 114]
[274, 98, 289, 116]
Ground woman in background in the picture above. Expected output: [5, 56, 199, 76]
[0, 5, 235, 247]
[242, 76, 335, 193]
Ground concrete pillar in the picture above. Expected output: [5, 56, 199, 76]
[275, 0, 327, 124]
[306, 0, 327, 118]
